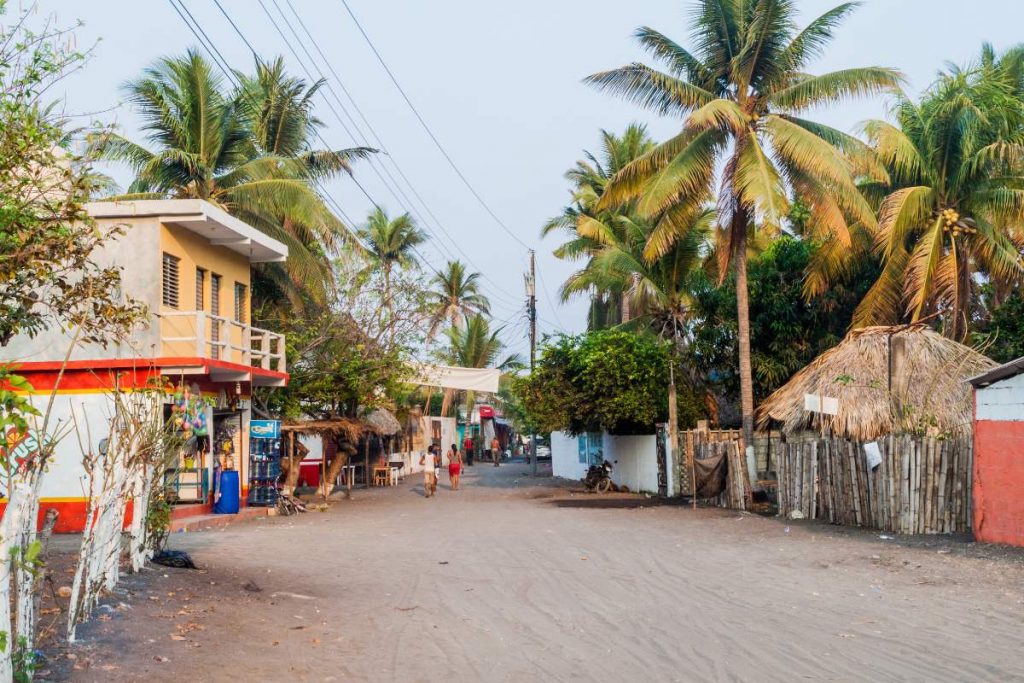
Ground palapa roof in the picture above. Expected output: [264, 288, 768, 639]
[281, 418, 366, 441]
[757, 325, 996, 440]
[364, 408, 401, 436]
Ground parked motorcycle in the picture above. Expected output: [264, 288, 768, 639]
[584, 460, 614, 493]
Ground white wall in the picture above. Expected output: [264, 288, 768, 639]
[604, 434, 659, 494]
[5, 216, 163, 365]
[552, 431, 588, 481]
[977, 373, 1024, 421]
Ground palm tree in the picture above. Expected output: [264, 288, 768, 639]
[95, 50, 373, 305]
[586, 0, 901, 448]
[853, 44, 1024, 339]
[357, 207, 426, 343]
[426, 260, 491, 341]
[544, 125, 655, 328]
[442, 314, 522, 417]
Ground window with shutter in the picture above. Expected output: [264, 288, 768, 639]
[162, 253, 180, 308]
[234, 282, 247, 323]
[195, 267, 206, 310]
[210, 274, 221, 359]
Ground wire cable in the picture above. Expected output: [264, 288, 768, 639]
[338, 0, 532, 250]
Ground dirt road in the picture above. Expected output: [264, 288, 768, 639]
[51, 462, 1024, 682]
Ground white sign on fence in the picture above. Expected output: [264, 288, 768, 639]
[863, 441, 882, 471]
[803, 393, 839, 415]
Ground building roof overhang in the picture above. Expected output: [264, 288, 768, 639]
[970, 356, 1024, 388]
[86, 199, 288, 263]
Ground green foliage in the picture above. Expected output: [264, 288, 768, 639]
[257, 308, 410, 419]
[854, 44, 1024, 338]
[515, 330, 702, 435]
[978, 290, 1024, 363]
[94, 50, 375, 310]
[0, 4, 147, 348]
[145, 498, 172, 553]
[689, 236, 876, 403]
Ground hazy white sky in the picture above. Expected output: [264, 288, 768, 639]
[44, 0, 1024, 358]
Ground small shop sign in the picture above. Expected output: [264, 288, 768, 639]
[249, 420, 281, 439]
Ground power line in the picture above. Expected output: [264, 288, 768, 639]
[181, 0, 526, 320]
[246, 0, 526, 313]
[337, 0, 532, 251]
[275, 0, 529, 312]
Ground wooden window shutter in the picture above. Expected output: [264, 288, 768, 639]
[162, 253, 180, 308]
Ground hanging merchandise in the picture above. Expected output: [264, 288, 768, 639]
[248, 420, 281, 506]
[171, 384, 210, 467]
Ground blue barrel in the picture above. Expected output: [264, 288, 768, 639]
[214, 470, 240, 514]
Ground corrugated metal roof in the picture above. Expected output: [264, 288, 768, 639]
[969, 356, 1024, 387]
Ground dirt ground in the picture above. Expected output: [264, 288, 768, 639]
[40, 461, 1024, 682]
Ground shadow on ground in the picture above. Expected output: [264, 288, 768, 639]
[549, 495, 694, 509]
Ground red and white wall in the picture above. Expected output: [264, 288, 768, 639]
[973, 372, 1024, 547]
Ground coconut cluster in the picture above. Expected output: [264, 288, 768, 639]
[941, 207, 976, 238]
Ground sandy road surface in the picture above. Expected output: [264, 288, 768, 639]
[52, 462, 1024, 682]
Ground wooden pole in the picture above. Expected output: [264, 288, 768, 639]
[320, 435, 327, 500]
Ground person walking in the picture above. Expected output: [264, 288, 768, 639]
[448, 443, 462, 491]
[463, 434, 474, 467]
[419, 445, 440, 498]
[491, 436, 501, 466]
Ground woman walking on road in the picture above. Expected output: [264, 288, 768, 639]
[448, 443, 462, 491]
[420, 445, 440, 498]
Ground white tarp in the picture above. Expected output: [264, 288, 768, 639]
[413, 364, 501, 393]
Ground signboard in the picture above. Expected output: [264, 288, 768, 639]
[864, 441, 882, 471]
[803, 393, 839, 416]
[249, 420, 281, 439]
[478, 405, 495, 419]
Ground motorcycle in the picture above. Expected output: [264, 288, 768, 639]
[584, 460, 615, 493]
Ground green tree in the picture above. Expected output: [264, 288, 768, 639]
[517, 330, 702, 435]
[425, 260, 490, 341]
[543, 124, 655, 328]
[854, 44, 1024, 339]
[688, 236, 877, 404]
[587, 0, 900, 445]
[357, 207, 427, 344]
[95, 50, 373, 306]
[978, 288, 1024, 363]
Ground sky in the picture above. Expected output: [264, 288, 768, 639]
[40, 0, 1024, 359]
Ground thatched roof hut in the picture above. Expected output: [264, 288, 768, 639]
[364, 408, 401, 436]
[281, 418, 366, 442]
[757, 325, 996, 440]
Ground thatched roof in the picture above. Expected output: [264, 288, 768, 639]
[757, 325, 996, 440]
[364, 408, 401, 436]
[281, 418, 366, 441]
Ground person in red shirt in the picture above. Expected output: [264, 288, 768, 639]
[463, 435, 474, 466]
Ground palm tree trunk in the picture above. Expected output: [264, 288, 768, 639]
[384, 265, 395, 347]
[733, 206, 758, 485]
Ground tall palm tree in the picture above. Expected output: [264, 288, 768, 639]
[543, 124, 655, 328]
[95, 50, 373, 305]
[443, 314, 522, 417]
[426, 260, 491, 341]
[357, 207, 426, 343]
[853, 45, 1024, 339]
[586, 0, 901, 447]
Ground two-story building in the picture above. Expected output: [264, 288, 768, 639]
[4, 199, 288, 531]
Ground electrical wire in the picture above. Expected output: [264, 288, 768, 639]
[218, 0, 526, 313]
[171, 0, 528, 320]
[338, 0, 532, 251]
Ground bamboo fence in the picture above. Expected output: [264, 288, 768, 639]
[776, 434, 972, 534]
[692, 436, 749, 511]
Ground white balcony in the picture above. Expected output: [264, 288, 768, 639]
[160, 311, 286, 378]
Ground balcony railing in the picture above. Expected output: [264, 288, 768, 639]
[161, 311, 286, 373]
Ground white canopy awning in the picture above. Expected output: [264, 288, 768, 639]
[412, 364, 500, 393]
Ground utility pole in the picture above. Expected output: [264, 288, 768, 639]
[526, 250, 538, 476]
